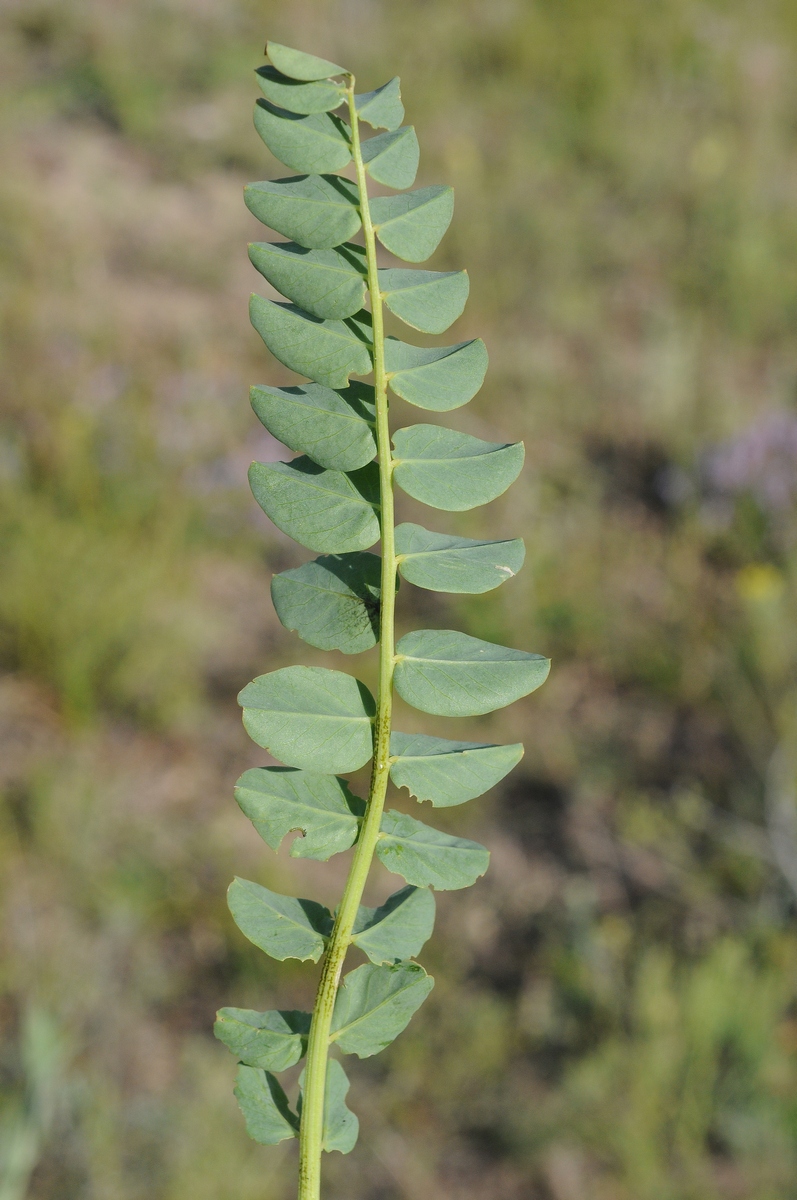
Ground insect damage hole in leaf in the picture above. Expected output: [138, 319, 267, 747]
[218, 38, 551, 1200]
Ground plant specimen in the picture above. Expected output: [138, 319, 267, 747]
[214, 40, 550, 1200]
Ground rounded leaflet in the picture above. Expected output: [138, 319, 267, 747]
[354, 77, 404, 131]
[248, 241, 367, 321]
[266, 41, 346, 82]
[249, 296, 372, 391]
[392, 425, 524, 511]
[330, 963, 434, 1057]
[255, 65, 346, 115]
[234, 1066, 298, 1145]
[248, 458, 380, 554]
[376, 810, 490, 890]
[253, 100, 352, 175]
[244, 176, 361, 249]
[395, 523, 525, 593]
[227, 877, 331, 962]
[249, 381, 376, 472]
[215, 1008, 311, 1072]
[384, 338, 488, 410]
[361, 126, 419, 188]
[238, 665, 376, 772]
[393, 628, 550, 716]
[389, 732, 524, 805]
[379, 269, 469, 334]
[370, 186, 454, 261]
[234, 766, 364, 860]
[271, 552, 381, 654]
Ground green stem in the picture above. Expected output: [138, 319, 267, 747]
[297, 76, 396, 1200]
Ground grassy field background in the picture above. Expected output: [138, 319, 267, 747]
[3, 1, 797, 1197]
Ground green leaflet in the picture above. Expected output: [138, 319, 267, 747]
[371, 187, 454, 262]
[384, 338, 488, 411]
[235, 1066, 299, 1144]
[248, 242, 367, 321]
[244, 176, 361, 249]
[299, 1059, 359, 1154]
[321, 1060, 359, 1154]
[355, 78, 403, 131]
[266, 41, 346, 82]
[395, 523, 525, 593]
[389, 733, 524, 806]
[248, 458, 380, 554]
[255, 66, 346, 115]
[392, 425, 524, 511]
[215, 1008, 311, 1071]
[330, 963, 434, 1058]
[379, 269, 469, 334]
[351, 885, 435, 964]
[272, 552, 381, 654]
[361, 127, 419, 189]
[254, 100, 352, 174]
[249, 296, 371, 391]
[234, 767, 365, 860]
[227, 878, 332, 962]
[394, 629, 551, 717]
[238, 665, 376, 772]
[376, 810, 490, 890]
[250, 381, 375, 473]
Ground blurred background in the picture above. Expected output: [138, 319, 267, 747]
[3, 0, 797, 1196]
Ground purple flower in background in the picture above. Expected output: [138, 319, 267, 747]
[706, 411, 797, 512]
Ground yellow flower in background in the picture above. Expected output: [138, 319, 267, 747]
[736, 563, 786, 603]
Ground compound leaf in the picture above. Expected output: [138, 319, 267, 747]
[238, 665, 376, 772]
[384, 338, 488, 410]
[379, 269, 469, 334]
[351, 884, 435, 964]
[376, 810, 489, 890]
[361, 127, 419, 188]
[235, 1066, 299, 1144]
[371, 187, 454, 262]
[244, 176, 361, 249]
[389, 733, 524, 806]
[228, 877, 332, 962]
[249, 458, 380, 554]
[394, 629, 550, 717]
[249, 241, 367, 321]
[234, 767, 364, 860]
[266, 41, 346, 82]
[395, 523, 525, 593]
[250, 381, 375, 473]
[330, 963, 434, 1058]
[256, 65, 346, 114]
[272, 552, 381, 654]
[254, 101, 351, 174]
[215, 1008, 311, 1071]
[249, 296, 371, 390]
[355, 77, 403, 131]
[231, 39, 552, 1165]
[392, 425, 524, 511]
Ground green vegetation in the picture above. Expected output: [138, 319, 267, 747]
[3, 2, 797, 1198]
[219, 45, 547, 1197]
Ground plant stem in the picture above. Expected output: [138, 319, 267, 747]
[297, 77, 396, 1200]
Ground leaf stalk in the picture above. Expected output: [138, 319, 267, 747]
[296, 77, 397, 1200]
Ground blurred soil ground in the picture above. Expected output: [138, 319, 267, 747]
[3, 2, 797, 1197]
